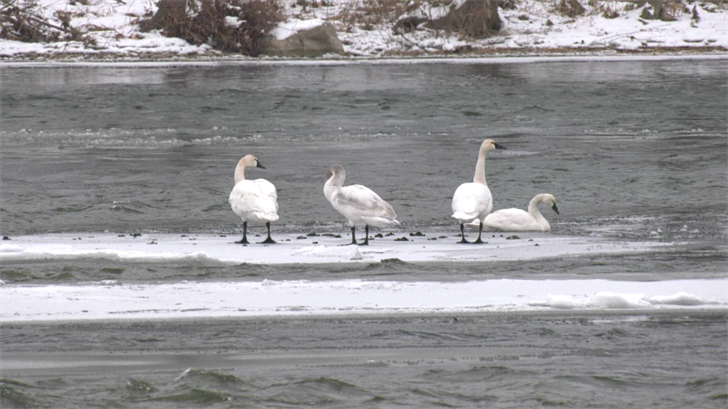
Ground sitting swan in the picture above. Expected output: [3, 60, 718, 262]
[229, 155, 279, 244]
[324, 164, 400, 245]
[482, 193, 560, 232]
[451, 139, 506, 244]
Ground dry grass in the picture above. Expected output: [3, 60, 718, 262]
[661, 1, 686, 20]
[598, 1, 621, 18]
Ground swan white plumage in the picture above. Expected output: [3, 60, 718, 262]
[451, 139, 506, 244]
[324, 164, 400, 245]
[482, 193, 560, 232]
[229, 155, 279, 244]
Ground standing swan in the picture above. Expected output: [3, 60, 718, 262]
[324, 164, 400, 245]
[451, 139, 506, 244]
[483, 193, 560, 232]
[229, 155, 279, 245]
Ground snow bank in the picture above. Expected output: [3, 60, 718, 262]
[271, 18, 325, 40]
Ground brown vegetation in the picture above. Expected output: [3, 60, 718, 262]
[0, 0, 92, 44]
[140, 0, 285, 56]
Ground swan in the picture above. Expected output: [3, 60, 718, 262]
[451, 139, 506, 244]
[229, 155, 279, 244]
[324, 164, 400, 245]
[482, 193, 560, 232]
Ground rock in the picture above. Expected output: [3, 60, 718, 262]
[260, 23, 344, 57]
[556, 0, 585, 17]
[639, 0, 678, 22]
[426, 0, 502, 39]
[393, 16, 427, 35]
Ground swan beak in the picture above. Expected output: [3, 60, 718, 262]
[494, 142, 507, 150]
[552, 204, 560, 215]
[256, 160, 266, 169]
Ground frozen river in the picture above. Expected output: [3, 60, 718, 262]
[1, 57, 726, 408]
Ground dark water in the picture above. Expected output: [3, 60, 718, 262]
[2, 312, 727, 408]
[1, 59, 727, 407]
[1, 60, 727, 239]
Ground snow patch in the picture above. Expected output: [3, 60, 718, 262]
[271, 19, 325, 41]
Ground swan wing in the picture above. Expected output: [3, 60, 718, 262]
[229, 179, 279, 222]
[482, 208, 540, 231]
[334, 184, 398, 226]
[451, 183, 492, 222]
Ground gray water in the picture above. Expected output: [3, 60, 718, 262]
[1, 59, 727, 408]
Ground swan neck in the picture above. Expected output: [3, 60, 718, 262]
[234, 163, 246, 184]
[473, 150, 487, 185]
[324, 172, 344, 200]
[528, 198, 549, 230]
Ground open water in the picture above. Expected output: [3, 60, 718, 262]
[1, 58, 727, 408]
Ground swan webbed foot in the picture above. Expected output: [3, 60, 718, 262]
[260, 223, 276, 244]
[358, 225, 370, 246]
[471, 238, 485, 244]
[457, 223, 470, 244]
[235, 221, 250, 245]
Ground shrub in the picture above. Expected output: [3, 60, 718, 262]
[0, 0, 89, 44]
[141, 0, 284, 56]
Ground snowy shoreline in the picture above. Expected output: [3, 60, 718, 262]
[1, 51, 727, 67]
[2, 0, 725, 62]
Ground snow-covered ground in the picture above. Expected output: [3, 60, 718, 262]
[1, 0, 725, 59]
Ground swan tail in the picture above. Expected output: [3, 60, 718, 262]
[362, 216, 400, 228]
[452, 211, 478, 223]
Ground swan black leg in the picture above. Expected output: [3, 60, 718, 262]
[236, 221, 250, 245]
[261, 222, 276, 244]
[350, 226, 358, 245]
[473, 222, 484, 244]
[457, 223, 470, 244]
[359, 225, 369, 246]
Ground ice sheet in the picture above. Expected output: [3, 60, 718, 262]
[1, 277, 725, 322]
[0, 232, 672, 265]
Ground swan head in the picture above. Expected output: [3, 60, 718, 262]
[234, 154, 266, 183]
[238, 154, 265, 169]
[480, 139, 507, 153]
[326, 164, 345, 183]
[541, 193, 559, 215]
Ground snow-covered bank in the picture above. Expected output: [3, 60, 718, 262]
[1, 52, 727, 67]
[1, 0, 725, 60]
[0, 232, 672, 264]
[1, 278, 725, 322]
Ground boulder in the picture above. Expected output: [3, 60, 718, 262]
[639, 0, 679, 22]
[260, 23, 344, 57]
[425, 0, 501, 39]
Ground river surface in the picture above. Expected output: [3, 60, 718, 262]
[1, 58, 727, 408]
